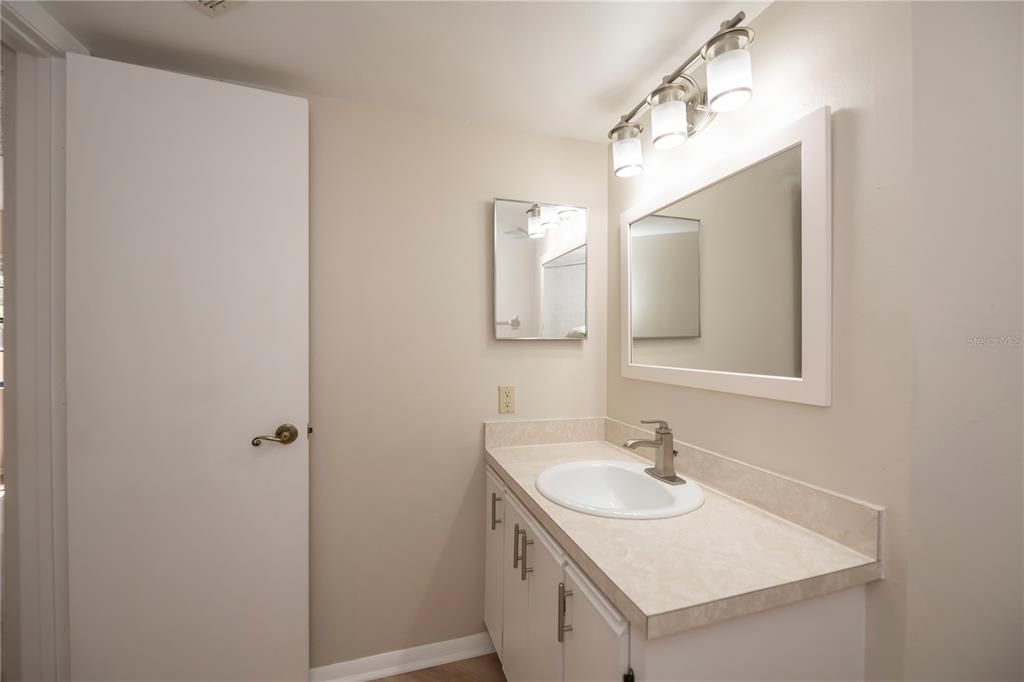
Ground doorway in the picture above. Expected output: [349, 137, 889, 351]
[0, 32, 71, 679]
[0, 38, 11, 678]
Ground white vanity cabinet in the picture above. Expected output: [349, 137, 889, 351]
[500, 498, 533, 681]
[502, 494, 565, 682]
[562, 563, 630, 682]
[485, 468, 631, 682]
[484, 470, 506, 657]
[484, 469, 868, 682]
[484, 433, 880, 682]
[521, 503, 567, 682]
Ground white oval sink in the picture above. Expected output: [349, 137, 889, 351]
[535, 460, 705, 520]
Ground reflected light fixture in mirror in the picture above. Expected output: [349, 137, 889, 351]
[610, 121, 644, 178]
[541, 205, 559, 232]
[526, 203, 545, 239]
[703, 27, 754, 113]
[649, 82, 689, 150]
[558, 208, 580, 222]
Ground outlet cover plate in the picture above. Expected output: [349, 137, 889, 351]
[498, 385, 515, 414]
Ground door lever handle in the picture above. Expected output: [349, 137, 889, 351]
[252, 424, 299, 447]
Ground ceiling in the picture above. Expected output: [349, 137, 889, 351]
[38, 1, 765, 142]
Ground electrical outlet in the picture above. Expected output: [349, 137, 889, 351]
[498, 385, 516, 414]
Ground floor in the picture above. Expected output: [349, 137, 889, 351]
[375, 654, 506, 682]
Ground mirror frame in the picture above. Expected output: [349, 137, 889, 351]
[493, 198, 589, 341]
[619, 106, 832, 406]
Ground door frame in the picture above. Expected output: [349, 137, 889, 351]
[1, 3, 86, 679]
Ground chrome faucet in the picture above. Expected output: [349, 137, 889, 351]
[624, 419, 686, 485]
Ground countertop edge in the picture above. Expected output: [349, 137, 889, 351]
[645, 559, 881, 638]
[485, 445, 881, 641]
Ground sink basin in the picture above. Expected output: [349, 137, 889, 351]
[535, 460, 705, 520]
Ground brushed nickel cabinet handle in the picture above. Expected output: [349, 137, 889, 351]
[558, 582, 574, 642]
[491, 493, 503, 530]
[513, 523, 521, 568]
[520, 533, 533, 582]
[251, 424, 299, 447]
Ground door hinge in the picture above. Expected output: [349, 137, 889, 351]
[623, 669, 636, 682]
[307, 424, 313, 439]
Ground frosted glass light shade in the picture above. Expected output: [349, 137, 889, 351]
[651, 99, 688, 150]
[612, 137, 643, 177]
[609, 122, 644, 178]
[707, 48, 752, 112]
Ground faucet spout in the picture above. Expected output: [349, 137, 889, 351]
[622, 419, 686, 486]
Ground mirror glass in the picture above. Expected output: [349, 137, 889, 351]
[494, 199, 587, 339]
[629, 145, 801, 376]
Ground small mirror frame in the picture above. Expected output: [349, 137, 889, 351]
[493, 198, 589, 341]
[619, 106, 832, 405]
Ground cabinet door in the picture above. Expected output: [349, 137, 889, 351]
[484, 469, 506, 657]
[563, 563, 629, 682]
[522, 515, 566, 682]
[501, 499, 532, 681]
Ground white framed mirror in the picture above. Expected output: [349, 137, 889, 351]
[620, 106, 831, 405]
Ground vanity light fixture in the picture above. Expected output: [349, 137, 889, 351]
[610, 121, 645, 178]
[526, 204, 545, 239]
[649, 81, 691, 150]
[609, 12, 755, 178]
[702, 26, 755, 112]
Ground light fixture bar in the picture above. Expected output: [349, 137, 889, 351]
[614, 11, 747, 128]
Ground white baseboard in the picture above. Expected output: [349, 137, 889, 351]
[310, 632, 496, 682]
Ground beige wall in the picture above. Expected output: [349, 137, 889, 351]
[309, 96, 607, 666]
[608, 2, 1022, 680]
[904, 3, 1023, 679]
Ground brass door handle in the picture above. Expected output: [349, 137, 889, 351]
[252, 424, 299, 447]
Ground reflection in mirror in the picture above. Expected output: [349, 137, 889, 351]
[629, 145, 801, 377]
[630, 216, 700, 339]
[494, 199, 587, 339]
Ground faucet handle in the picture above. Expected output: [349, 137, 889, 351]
[641, 419, 670, 432]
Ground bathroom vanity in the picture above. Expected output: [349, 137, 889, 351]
[483, 418, 883, 681]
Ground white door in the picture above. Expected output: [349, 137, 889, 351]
[484, 469, 506, 657]
[563, 563, 630, 682]
[64, 54, 309, 681]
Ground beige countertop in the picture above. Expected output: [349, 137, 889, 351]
[485, 437, 882, 639]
